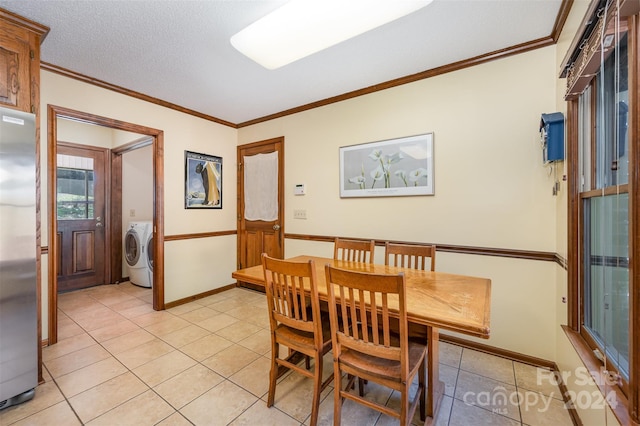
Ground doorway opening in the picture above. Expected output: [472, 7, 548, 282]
[47, 105, 165, 345]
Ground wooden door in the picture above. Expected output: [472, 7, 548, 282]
[56, 143, 108, 292]
[237, 137, 284, 273]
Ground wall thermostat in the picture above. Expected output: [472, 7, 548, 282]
[294, 184, 306, 195]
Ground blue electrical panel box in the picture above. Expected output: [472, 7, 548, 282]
[540, 112, 565, 163]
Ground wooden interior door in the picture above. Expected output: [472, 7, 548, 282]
[237, 137, 284, 274]
[56, 143, 108, 292]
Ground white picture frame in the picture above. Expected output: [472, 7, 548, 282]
[339, 133, 434, 198]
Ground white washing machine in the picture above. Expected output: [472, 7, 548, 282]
[146, 231, 153, 281]
[124, 221, 153, 288]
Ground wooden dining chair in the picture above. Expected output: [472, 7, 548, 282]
[324, 265, 426, 425]
[384, 242, 436, 271]
[385, 242, 437, 342]
[261, 254, 333, 426]
[333, 238, 375, 263]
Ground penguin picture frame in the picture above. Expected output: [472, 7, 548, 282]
[185, 151, 223, 209]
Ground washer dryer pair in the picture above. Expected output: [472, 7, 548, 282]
[124, 221, 153, 288]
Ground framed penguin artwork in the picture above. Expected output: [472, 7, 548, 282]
[185, 151, 222, 209]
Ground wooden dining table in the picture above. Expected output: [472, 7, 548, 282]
[232, 255, 491, 425]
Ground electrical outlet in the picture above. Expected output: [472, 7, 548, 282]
[293, 209, 307, 219]
[129, 209, 136, 217]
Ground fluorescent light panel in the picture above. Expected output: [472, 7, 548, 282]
[231, 0, 433, 70]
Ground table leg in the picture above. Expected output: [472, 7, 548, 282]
[425, 326, 445, 425]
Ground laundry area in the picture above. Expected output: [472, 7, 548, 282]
[124, 221, 153, 288]
[122, 145, 154, 288]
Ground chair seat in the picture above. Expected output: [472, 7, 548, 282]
[339, 341, 426, 382]
[275, 311, 333, 354]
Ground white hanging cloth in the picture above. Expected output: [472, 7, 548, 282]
[243, 152, 278, 221]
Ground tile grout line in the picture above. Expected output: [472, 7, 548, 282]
[32, 285, 561, 426]
[56, 302, 156, 425]
[445, 348, 463, 426]
[55, 288, 176, 424]
[512, 357, 524, 426]
[450, 348, 525, 425]
[41, 362, 85, 425]
[62, 286, 293, 425]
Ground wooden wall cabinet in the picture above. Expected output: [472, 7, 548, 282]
[0, 9, 48, 114]
[0, 8, 48, 384]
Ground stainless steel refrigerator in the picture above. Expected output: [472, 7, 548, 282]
[0, 106, 37, 409]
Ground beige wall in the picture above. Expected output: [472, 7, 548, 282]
[240, 46, 560, 359]
[57, 117, 113, 148]
[239, 49, 559, 250]
[37, 1, 621, 420]
[121, 145, 154, 224]
[39, 70, 239, 339]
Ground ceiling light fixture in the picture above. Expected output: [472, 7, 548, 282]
[230, 0, 433, 70]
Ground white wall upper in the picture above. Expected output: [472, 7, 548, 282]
[239, 47, 559, 253]
[122, 145, 154, 224]
[39, 70, 239, 318]
[36, 1, 625, 420]
[57, 117, 113, 148]
[41, 71, 239, 239]
[238, 46, 561, 360]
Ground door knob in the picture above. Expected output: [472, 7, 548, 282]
[273, 224, 280, 230]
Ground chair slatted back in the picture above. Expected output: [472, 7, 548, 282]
[262, 254, 334, 426]
[325, 265, 408, 366]
[333, 238, 375, 263]
[262, 255, 321, 338]
[384, 242, 436, 271]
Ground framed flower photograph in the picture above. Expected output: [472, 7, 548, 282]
[185, 151, 222, 209]
[339, 133, 434, 198]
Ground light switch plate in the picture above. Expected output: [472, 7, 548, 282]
[293, 209, 307, 219]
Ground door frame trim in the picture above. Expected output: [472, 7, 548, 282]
[47, 105, 165, 344]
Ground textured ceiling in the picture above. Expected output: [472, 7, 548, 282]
[0, 0, 564, 125]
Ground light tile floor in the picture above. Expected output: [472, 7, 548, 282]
[0, 283, 575, 425]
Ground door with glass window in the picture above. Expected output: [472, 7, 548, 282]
[56, 143, 108, 292]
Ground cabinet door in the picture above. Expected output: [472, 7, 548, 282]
[0, 23, 32, 112]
